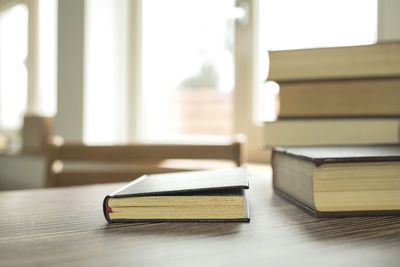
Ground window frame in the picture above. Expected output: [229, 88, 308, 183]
[234, 0, 268, 162]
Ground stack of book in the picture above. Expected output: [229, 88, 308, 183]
[265, 43, 400, 217]
[263, 42, 400, 146]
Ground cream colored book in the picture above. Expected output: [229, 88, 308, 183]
[263, 118, 400, 147]
[267, 42, 400, 82]
[272, 146, 400, 217]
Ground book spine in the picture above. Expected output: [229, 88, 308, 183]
[103, 196, 112, 223]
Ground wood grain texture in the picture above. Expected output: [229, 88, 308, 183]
[1, 167, 400, 267]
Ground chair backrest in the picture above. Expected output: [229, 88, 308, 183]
[46, 135, 247, 187]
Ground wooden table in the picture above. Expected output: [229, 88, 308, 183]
[1, 167, 399, 267]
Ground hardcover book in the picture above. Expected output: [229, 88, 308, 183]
[103, 168, 250, 222]
[267, 42, 400, 82]
[272, 146, 400, 217]
[277, 78, 400, 117]
[263, 117, 400, 147]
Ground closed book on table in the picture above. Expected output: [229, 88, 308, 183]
[272, 146, 400, 218]
[262, 117, 400, 147]
[267, 42, 400, 82]
[103, 168, 250, 222]
[277, 78, 400, 117]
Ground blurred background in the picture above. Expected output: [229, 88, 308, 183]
[0, 0, 398, 189]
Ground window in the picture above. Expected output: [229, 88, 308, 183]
[0, 4, 28, 131]
[141, 0, 236, 141]
[0, 0, 57, 133]
[54, 0, 380, 161]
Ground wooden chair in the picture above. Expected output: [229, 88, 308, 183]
[45, 135, 247, 187]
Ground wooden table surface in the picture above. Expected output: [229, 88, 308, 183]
[1, 167, 399, 267]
